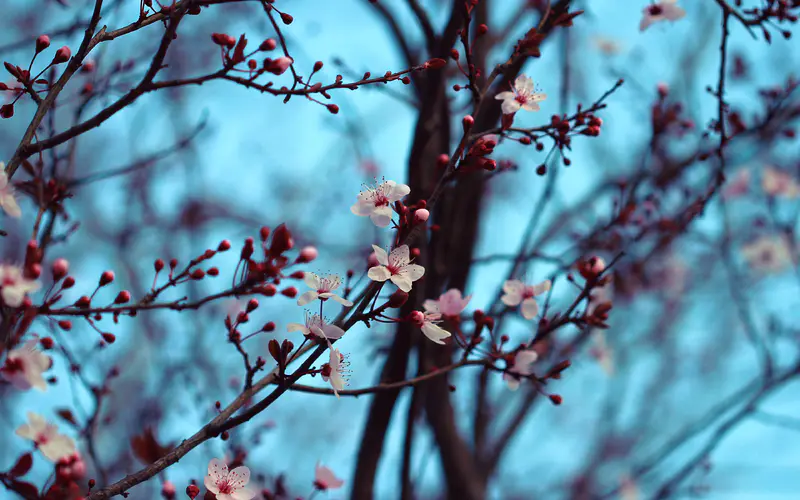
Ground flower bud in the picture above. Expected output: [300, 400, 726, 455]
[269, 224, 294, 255]
[387, 290, 409, 308]
[259, 38, 277, 51]
[266, 56, 293, 75]
[52, 46, 71, 64]
[414, 209, 430, 223]
[297, 246, 318, 263]
[99, 271, 114, 287]
[409, 310, 425, 327]
[36, 35, 51, 53]
[186, 484, 200, 499]
[52, 258, 69, 281]
[114, 291, 131, 304]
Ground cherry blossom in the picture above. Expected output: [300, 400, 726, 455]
[723, 168, 751, 199]
[501, 279, 551, 320]
[15, 412, 77, 462]
[0, 264, 40, 307]
[639, 0, 686, 32]
[297, 272, 353, 307]
[761, 165, 800, 198]
[0, 165, 21, 218]
[322, 347, 349, 398]
[503, 349, 539, 390]
[410, 310, 452, 345]
[350, 179, 410, 228]
[423, 288, 471, 317]
[587, 282, 613, 317]
[314, 463, 344, 490]
[287, 311, 345, 340]
[742, 235, 793, 274]
[204, 458, 255, 500]
[494, 75, 546, 115]
[1, 338, 51, 391]
[367, 244, 425, 292]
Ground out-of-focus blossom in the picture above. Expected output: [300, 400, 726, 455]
[423, 288, 471, 317]
[0, 264, 40, 307]
[1, 338, 50, 391]
[314, 463, 344, 490]
[590, 332, 615, 376]
[504, 349, 539, 390]
[16, 412, 77, 462]
[495, 74, 546, 114]
[639, 0, 686, 31]
[742, 235, 793, 274]
[287, 311, 345, 340]
[297, 272, 353, 307]
[350, 179, 410, 227]
[0, 165, 21, 217]
[204, 458, 255, 500]
[761, 165, 800, 198]
[723, 168, 751, 199]
[620, 474, 640, 500]
[367, 244, 425, 292]
[501, 279, 551, 320]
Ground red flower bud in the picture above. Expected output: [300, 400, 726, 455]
[218, 240, 231, 251]
[297, 246, 318, 263]
[280, 12, 293, 24]
[99, 271, 114, 287]
[101, 333, 116, 344]
[0, 104, 14, 119]
[327, 104, 340, 114]
[58, 320, 72, 331]
[51, 258, 69, 281]
[549, 394, 563, 405]
[424, 58, 447, 70]
[36, 35, 51, 53]
[259, 38, 277, 51]
[280, 286, 297, 298]
[114, 291, 131, 304]
[186, 484, 200, 499]
[269, 224, 294, 255]
[62, 276, 75, 289]
[53, 46, 71, 64]
[154, 259, 165, 272]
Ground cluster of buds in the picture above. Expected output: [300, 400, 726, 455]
[1, 38, 71, 119]
[40, 453, 86, 500]
[461, 135, 498, 172]
[210, 32, 292, 75]
[239, 224, 297, 295]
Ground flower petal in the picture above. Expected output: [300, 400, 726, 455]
[520, 298, 539, 320]
[371, 245, 389, 266]
[322, 324, 346, 339]
[495, 91, 515, 101]
[531, 280, 552, 295]
[207, 458, 228, 483]
[422, 299, 440, 314]
[232, 488, 257, 500]
[421, 322, 451, 345]
[204, 475, 220, 494]
[303, 272, 321, 289]
[389, 245, 410, 265]
[287, 322, 308, 334]
[368, 266, 391, 282]
[400, 264, 425, 282]
[329, 294, 354, 307]
[297, 291, 318, 306]
[501, 99, 521, 115]
[388, 182, 411, 201]
[1, 194, 21, 218]
[227, 466, 251, 488]
[390, 274, 413, 292]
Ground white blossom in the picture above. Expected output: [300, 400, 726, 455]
[350, 179, 410, 228]
[297, 272, 353, 307]
[367, 244, 425, 293]
[639, 0, 686, 31]
[204, 458, 255, 500]
[494, 75, 546, 114]
[15, 412, 76, 462]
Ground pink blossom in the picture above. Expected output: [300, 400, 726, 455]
[15, 412, 76, 462]
[287, 311, 345, 340]
[423, 288, 471, 317]
[501, 279, 551, 320]
[410, 310, 452, 345]
[1, 338, 51, 391]
[761, 165, 800, 198]
[414, 208, 430, 223]
[368, 244, 425, 292]
[297, 272, 353, 307]
[314, 463, 344, 490]
[322, 347, 349, 398]
[350, 179, 410, 228]
[639, 0, 686, 32]
[503, 349, 539, 390]
[204, 458, 255, 500]
[742, 235, 793, 274]
[495, 74, 546, 114]
[0, 264, 40, 307]
[722, 168, 751, 199]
